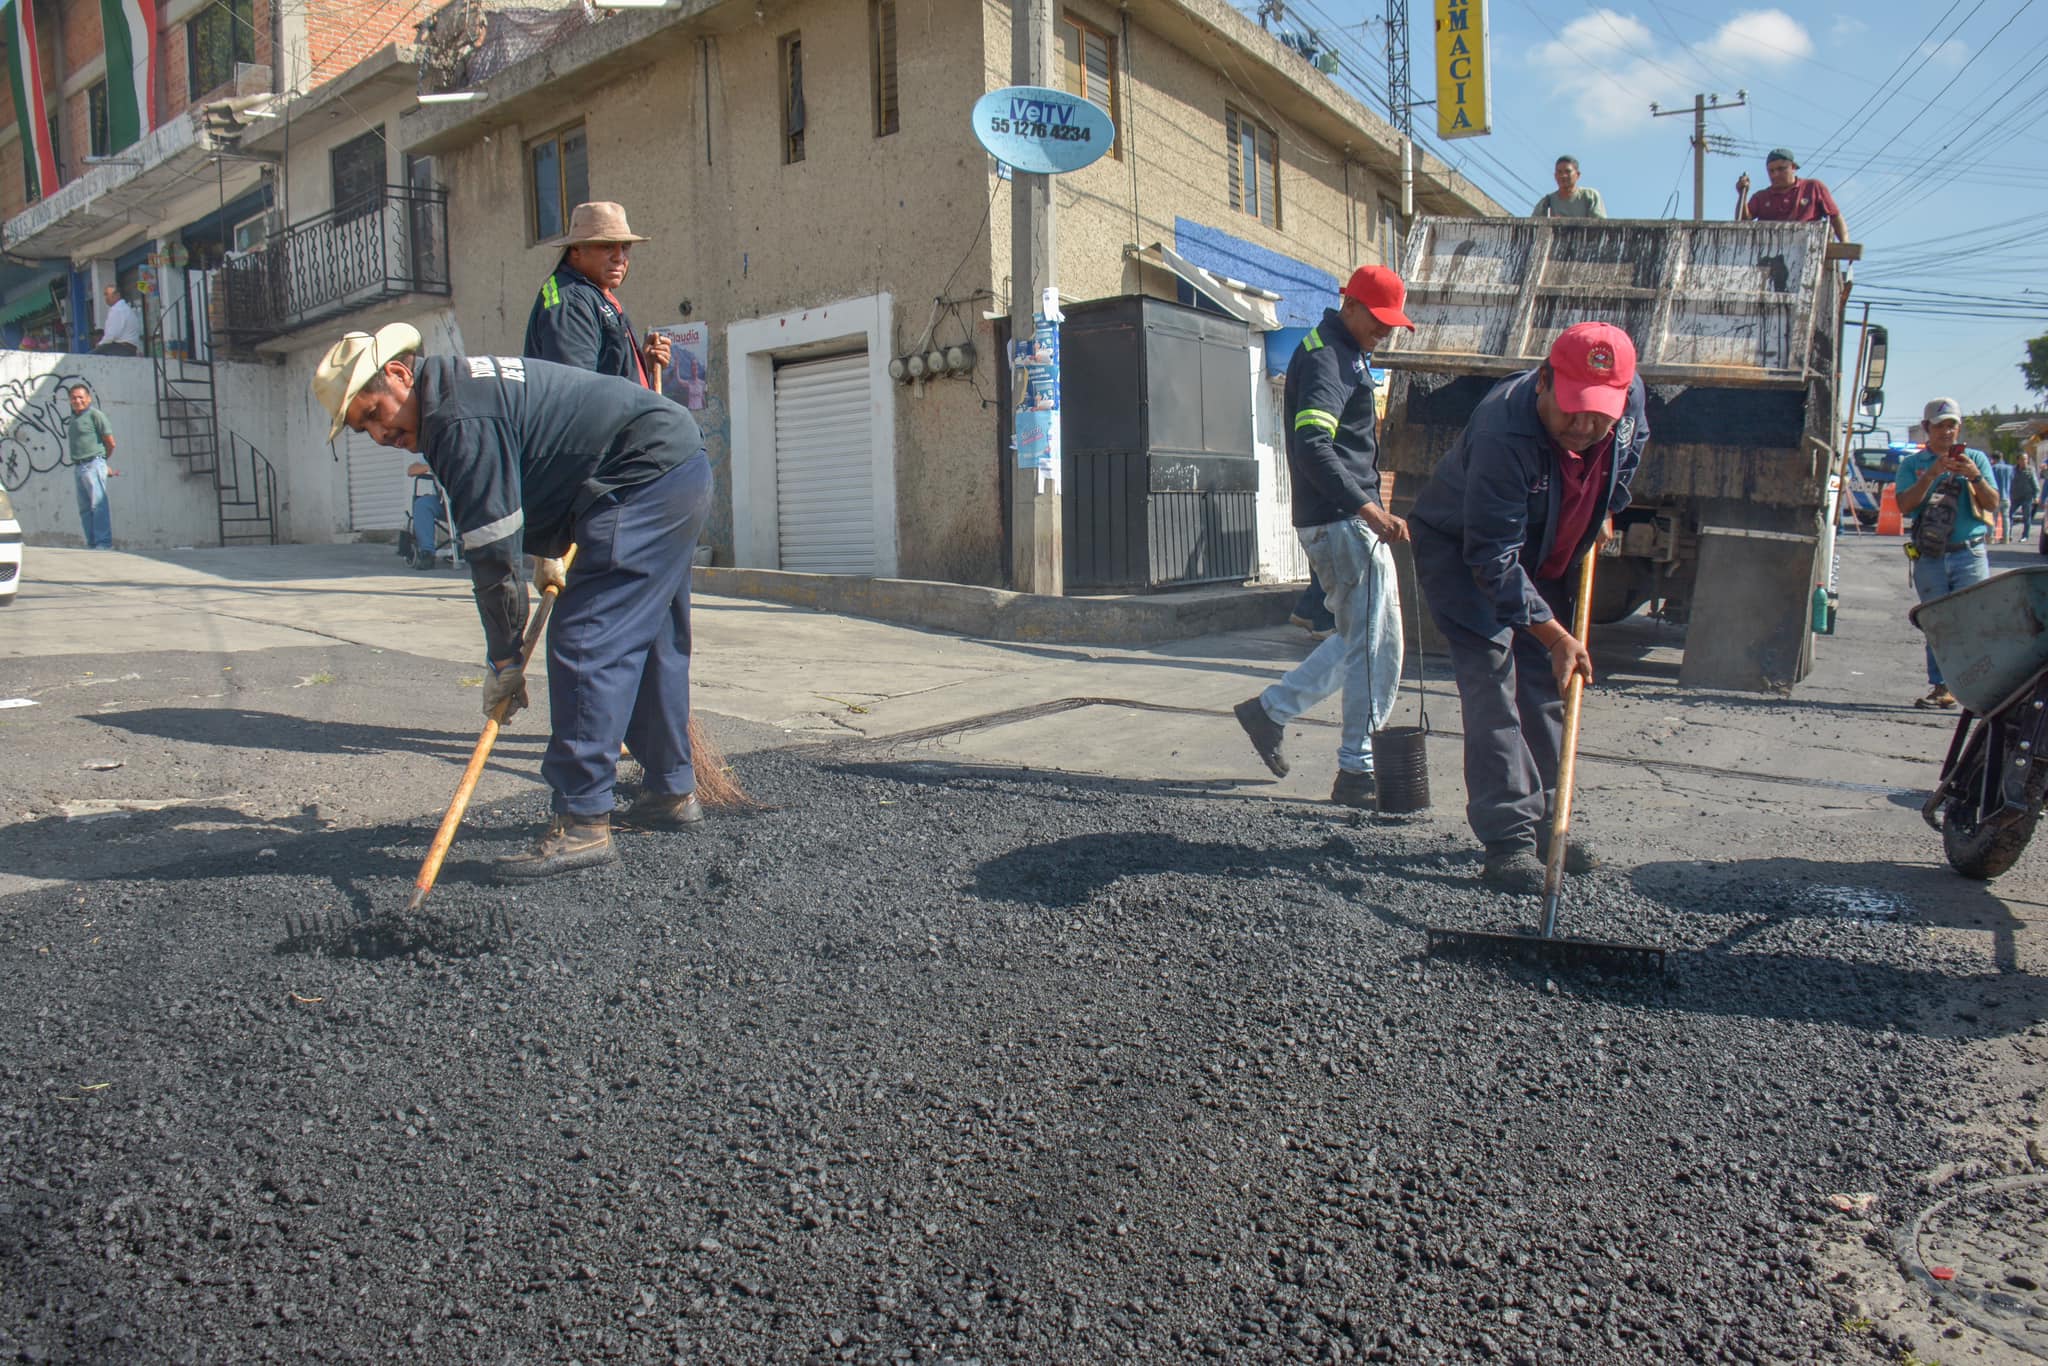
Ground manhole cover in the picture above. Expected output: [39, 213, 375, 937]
[1903, 1174, 2048, 1357]
[1803, 885, 1913, 920]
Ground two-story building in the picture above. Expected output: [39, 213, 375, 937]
[401, 0, 1501, 590]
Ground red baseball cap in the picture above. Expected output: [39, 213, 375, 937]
[1547, 322, 1637, 419]
[1341, 266, 1415, 330]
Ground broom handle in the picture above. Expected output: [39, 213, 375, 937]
[406, 545, 578, 912]
[1539, 548, 1599, 934]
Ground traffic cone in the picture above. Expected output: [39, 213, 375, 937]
[1878, 483, 1903, 536]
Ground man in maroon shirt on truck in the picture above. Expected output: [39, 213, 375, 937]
[1737, 148, 1849, 243]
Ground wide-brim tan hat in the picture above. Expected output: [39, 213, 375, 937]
[312, 322, 424, 442]
[547, 201, 649, 249]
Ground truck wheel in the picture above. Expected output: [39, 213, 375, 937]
[1590, 559, 1652, 625]
[1942, 799, 2039, 880]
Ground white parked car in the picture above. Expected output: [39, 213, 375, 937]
[0, 486, 20, 606]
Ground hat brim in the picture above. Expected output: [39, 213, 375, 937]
[549, 232, 651, 249]
[1366, 303, 1416, 330]
[324, 351, 378, 442]
[1550, 374, 1630, 420]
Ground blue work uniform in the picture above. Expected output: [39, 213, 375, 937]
[1408, 367, 1647, 853]
[1257, 307, 1403, 775]
[413, 354, 711, 816]
[521, 260, 651, 386]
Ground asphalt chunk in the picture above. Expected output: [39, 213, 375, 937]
[0, 747, 1995, 1362]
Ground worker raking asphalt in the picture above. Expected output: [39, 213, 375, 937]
[0, 745, 2006, 1364]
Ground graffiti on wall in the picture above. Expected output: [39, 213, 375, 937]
[0, 372, 93, 492]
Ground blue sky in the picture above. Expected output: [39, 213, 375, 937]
[1243, 0, 2048, 432]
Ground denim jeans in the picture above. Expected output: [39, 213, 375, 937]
[1912, 541, 1990, 686]
[73, 457, 112, 549]
[1291, 571, 1333, 631]
[1259, 517, 1402, 773]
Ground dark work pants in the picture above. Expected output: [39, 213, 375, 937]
[1429, 575, 1573, 854]
[542, 451, 713, 817]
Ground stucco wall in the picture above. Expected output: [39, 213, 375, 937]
[1, 353, 220, 547]
[429, 0, 1001, 582]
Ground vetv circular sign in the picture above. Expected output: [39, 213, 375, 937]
[972, 85, 1116, 175]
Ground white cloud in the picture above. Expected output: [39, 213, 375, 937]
[1528, 7, 1816, 135]
[1831, 15, 1867, 38]
[1705, 10, 1814, 63]
[1921, 38, 1968, 67]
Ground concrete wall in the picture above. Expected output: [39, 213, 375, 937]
[428, 0, 1001, 581]
[1, 353, 219, 547]
[981, 0, 1402, 310]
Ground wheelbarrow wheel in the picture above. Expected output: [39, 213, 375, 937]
[1942, 799, 2040, 880]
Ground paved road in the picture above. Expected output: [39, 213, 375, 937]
[2, 537, 2045, 1362]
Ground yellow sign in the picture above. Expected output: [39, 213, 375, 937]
[1434, 0, 1491, 140]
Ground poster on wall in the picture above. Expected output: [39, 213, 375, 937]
[1009, 288, 1063, 491]
[650, 323, 710, 409]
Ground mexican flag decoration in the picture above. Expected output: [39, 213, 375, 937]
[4, 0, 59, 200]
[97, 0, 156, 151]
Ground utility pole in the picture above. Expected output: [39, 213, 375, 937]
[1009, 0, 1061, 594]
[1384, 0, 1414, 218]
[1650, 90, 1745, 221]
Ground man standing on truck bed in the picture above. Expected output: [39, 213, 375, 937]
[1737, 148, 1849, 243]
[1407, 323, 1648, 893]
[1530, 155, 1606, 219]
[1233, 266, 1414, 807]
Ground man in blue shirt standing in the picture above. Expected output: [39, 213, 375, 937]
[1233, 266, 1415, 807]
[1896, 397, 2000, 709]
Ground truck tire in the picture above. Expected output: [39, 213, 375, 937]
[1942, 799, 2039, 880]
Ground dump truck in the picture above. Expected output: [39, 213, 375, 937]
[1378, 216, 1851, 693]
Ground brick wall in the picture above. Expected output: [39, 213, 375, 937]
[302, 0, 436, 87]
[59, 0, 102, 76]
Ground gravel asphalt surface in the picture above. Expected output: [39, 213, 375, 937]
[0, 738, 2023, 1364]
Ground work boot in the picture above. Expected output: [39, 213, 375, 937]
[1537, 828, 1600, 874]
[1480, 847, 1546, 895]
[1915, 685, 1957, 710]
[1330, 770, 1377, 809]
[493, 814, 615, 881]
[624, 791, 704, 830]
[1234, 697, 1290, 777]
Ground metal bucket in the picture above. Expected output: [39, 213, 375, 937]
[1373, 725, 1431, 813]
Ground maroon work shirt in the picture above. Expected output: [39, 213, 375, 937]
[1746, 177, 1841, 224]
[1536, 431, 1613, 581]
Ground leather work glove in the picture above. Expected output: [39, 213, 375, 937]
[483, 660, 528, 723]
[533, 556, 568, 595]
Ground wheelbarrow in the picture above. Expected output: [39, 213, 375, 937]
[1911, 566, 2048, 879]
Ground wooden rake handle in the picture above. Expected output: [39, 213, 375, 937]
[1540, 548, 1599, 917]
[405, 546, 578, 912]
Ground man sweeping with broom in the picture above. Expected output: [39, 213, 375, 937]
[1408, 322, 1648, 894]
[315, 323, 720, 880]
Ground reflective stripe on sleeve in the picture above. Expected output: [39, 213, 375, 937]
[461, 509, 525, 551]
[1293, 409, 1339, 435]
[1301, 326, 1324, 352]
[541, 276, 560, 309]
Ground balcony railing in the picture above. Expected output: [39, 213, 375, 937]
[218, 185, 451, 346]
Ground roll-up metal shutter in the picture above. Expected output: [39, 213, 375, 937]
[346, 430, 414, 532]
[772, 351, 875, 574]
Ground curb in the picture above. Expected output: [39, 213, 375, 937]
[695, 567, 1300, 646]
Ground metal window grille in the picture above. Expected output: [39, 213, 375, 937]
[783, 34, 806, 164]
[1059, 15, 1117, 151]
[87, 82, 110, 159]
[871, 0, 898, 136]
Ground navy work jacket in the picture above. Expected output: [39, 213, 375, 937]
[1284, 307, 1383, 527]
[413, 354, 700, 661]
[521, 260, 649, 385]
[1408, 368, 1647, 638]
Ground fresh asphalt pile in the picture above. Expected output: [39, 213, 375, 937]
[0, 745, 2003, 1363]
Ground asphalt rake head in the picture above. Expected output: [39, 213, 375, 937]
[1424, 925, 1668, 976]
[279, 902, 521, 957]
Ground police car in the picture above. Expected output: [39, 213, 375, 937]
[0, 486, 20, 605]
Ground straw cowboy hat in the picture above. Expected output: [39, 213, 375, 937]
[548, 201, 649, 249]
[312, 322, 423, 442]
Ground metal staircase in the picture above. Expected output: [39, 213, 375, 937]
[150, 276, 280, 546]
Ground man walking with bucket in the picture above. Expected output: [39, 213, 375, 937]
[1233, 266, 1414, 806]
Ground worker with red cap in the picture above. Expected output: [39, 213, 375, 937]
[1408, 322, 1649, 892]
[1233, 265, 1415, 807]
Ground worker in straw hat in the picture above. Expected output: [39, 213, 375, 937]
[523, 200, 672, 388]
[313, 323, 712, 879]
